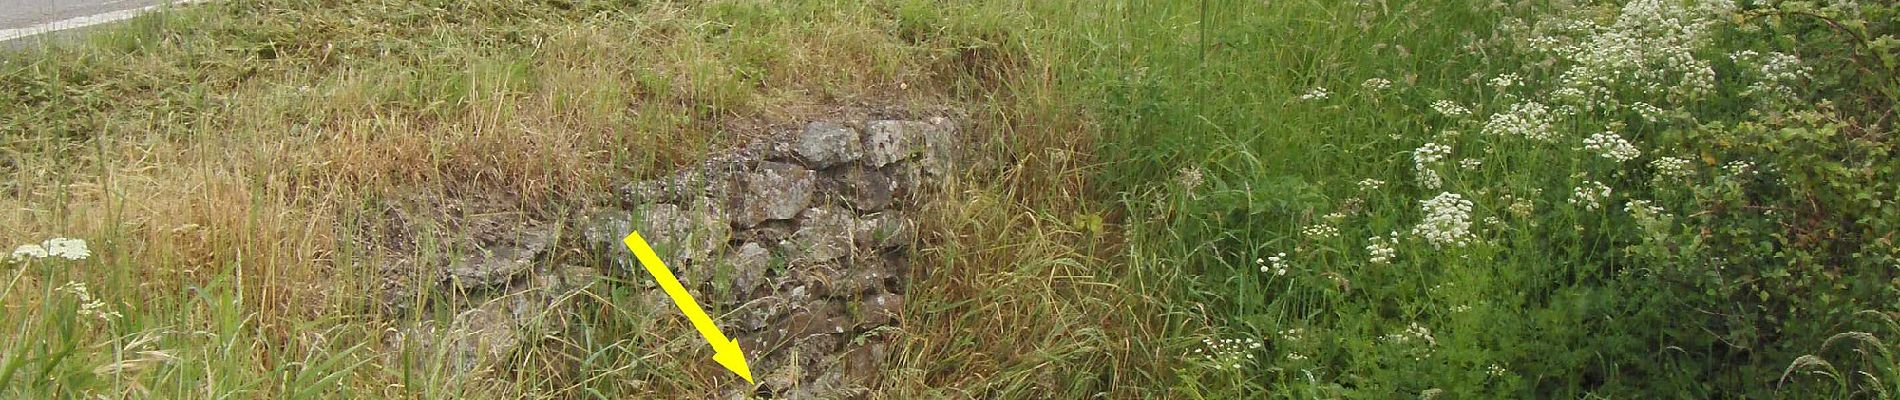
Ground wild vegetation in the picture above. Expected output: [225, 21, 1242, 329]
[3, 0, 1898, 398]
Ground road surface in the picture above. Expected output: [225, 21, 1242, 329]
[1, 0, 177, 43]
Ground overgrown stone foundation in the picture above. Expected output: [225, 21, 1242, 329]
[584, 116, 957, 397]
[365, 113, 957, 398]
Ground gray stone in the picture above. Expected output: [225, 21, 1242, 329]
[855, 212, 913, 249]
[795, 122, 863, 168]
[833, 267, 889, 297]
[638, 203, 729, 263]
[917, 117, 960, 178]
[617, 179, 671, 206]
[788, 206, 855, 263]
[725, 242, 773, 295]
[844, 341, 889, 385]
[858, 293, 903, 328]
[883, 161, 923, 202]
[442, 226, 555, 289]
[399, 300, 522, 374]
[581, 209, 637, 271]
[733, 161, 816, 228]
[844, 166, 894, 212]
[862, 120, 927, 167]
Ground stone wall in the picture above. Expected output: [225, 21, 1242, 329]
[581, 116, 958, 397]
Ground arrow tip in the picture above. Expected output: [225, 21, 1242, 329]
[712, 338, 755, 385]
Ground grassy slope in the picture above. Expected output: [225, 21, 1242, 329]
[5, 0, 1896, 398]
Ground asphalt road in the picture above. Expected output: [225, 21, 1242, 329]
[1, 0, 170, 41]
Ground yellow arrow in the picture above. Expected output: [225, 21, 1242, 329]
[622, 231, 756, 384]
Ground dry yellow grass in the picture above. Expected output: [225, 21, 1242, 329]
[0, 0, 1182, 397]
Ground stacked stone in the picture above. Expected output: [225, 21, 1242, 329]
[582, 117, 956, 396]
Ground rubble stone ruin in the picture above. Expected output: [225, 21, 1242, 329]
[367, 113, 957, 398]
[581, 116, 959, 397]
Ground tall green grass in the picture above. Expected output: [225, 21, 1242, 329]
[1051, 0, 1900, 397]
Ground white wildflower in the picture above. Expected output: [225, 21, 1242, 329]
[1279, 328, 1305, 341]
[1482, 101, 1557, 141]
[1357, 178, 1386, 192]
[1382, 322, 1438, 347]
[1259, 253, 1290, 276]
[1583, 131, 1642, 162]
[1629, 102, 1666, 122]
[10, 238, 89, 261]
[1724, 160, 1755, 176]
[1302, 224, 1340, 239]
[1624, 199, 1669, 220]
[1195, 337, 1264, 371]
[1297, 86, 1331, 101]
[1367, 234, 1398, 265]
[1363, 77, 1393, 91]
[44, 238, 89, 260]
[1413, 143, 1454, 189]
[1412, 192, 1475, 248]
[11, 244, 48, 261]
[1651, 156, 1693, 178]
[1539, 0, 1731, 108]
[1176, 166, 1204, 192]
[1490, 73, 1521, 88]
[1737, 50, 1812, 101]
[1459, 158, 1483, 170]
[1430, 100, 1471, 117]
[1504, 193, 1536, 218]
[1569, 180, 1613, 210]
[57, 281, 120, 322]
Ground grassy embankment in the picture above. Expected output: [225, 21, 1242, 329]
[5, 0, 1899, 398]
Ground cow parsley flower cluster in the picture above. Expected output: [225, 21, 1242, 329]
[1624, 199, 1676, 241]
[1176, 166, 1205, 193]
[1629, 101, 1666, 122]
[1193, 337, 1263, 371]
[1583, 131, 1642, 162]
[1624, 199, 1668, 220]
[1413, 143, 1453, 189]
[1734, 50, 1812, 101]
[1540, 0, 1733, 105]
[1258, 253, 1290, 276]
[1501, 191, 1538, 218]
[58, 281, 120, 322]
[11, 238, 90, 261]
[1482, 101, 1556, 141]
[1490, 73, 1522, 89]
[1298, 86, 1331, 101]
[1366, 234, 1398, 265]
[1302, 223, 1340, 239]
[1431, 100, 1471, 117]
[1381, 322, 1439, 360]
[1412, 192, 1475, 249]
[1279, 328, 1306, 342]
[1357, 178, 1386, 192]
[1569, 180, 1613, 210]
[1488, 363, 1509, 377]
[1651, 156, 1694, 179]
[1362, 77, 1393, 91]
